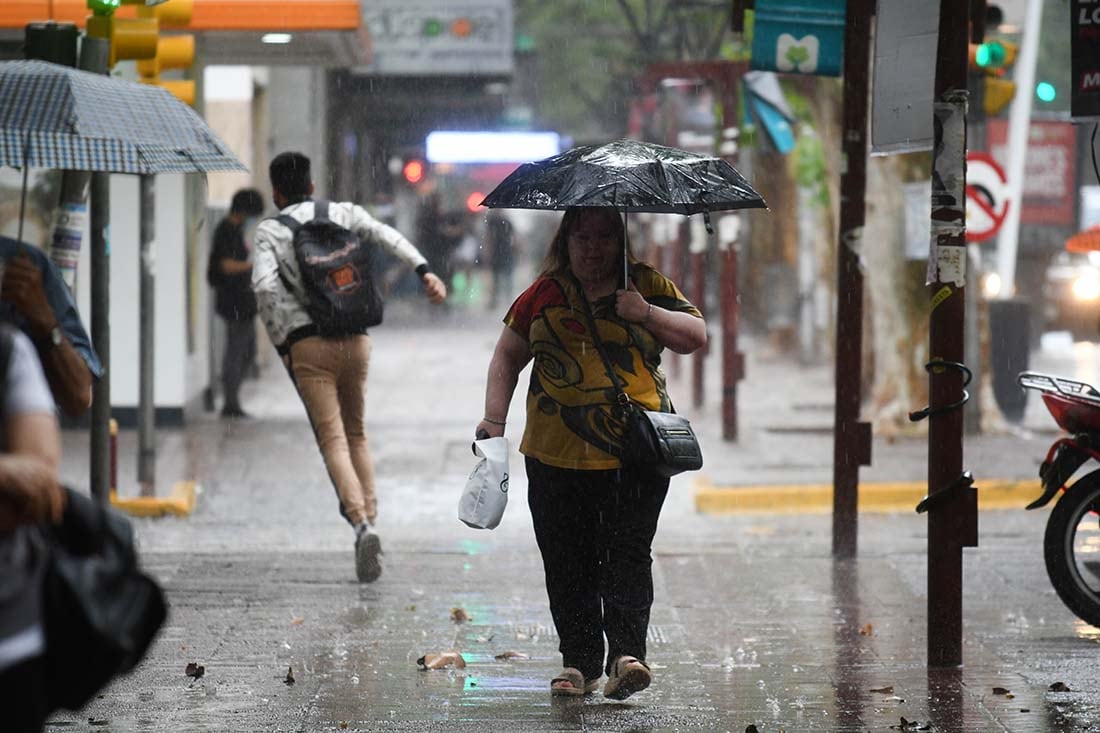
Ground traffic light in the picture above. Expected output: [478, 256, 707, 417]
[85, 13, 157, 67]
[402, 159, 425, 184]
[968, 38, 1018, 116]
[135, 0, 195, 105]
[1036, 81, 1057, 104]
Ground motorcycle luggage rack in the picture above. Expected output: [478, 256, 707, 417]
[1018, 372, 1100, 402]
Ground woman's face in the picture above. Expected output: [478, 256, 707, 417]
[567, 210, 621, 286]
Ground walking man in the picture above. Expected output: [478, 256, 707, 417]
[252, 152, 446, 582]
[208, 188, 265, 418]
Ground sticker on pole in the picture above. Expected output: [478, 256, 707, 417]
[965, 152, 1010, 243]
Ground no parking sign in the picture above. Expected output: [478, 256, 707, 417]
[965, 152, 1011, 243]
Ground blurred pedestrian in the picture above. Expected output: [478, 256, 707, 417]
[0, 237, 101, 417]
[252, 152, 446, 583]
[207, 188, 265, 419]
[486, 210, 516, 308]
[476, 207, 706, 700]
[0, 321, 65, 732]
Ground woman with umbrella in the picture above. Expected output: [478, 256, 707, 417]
[475, 206, 707, 699]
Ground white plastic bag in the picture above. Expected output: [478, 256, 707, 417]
[458, 437, 509, 530]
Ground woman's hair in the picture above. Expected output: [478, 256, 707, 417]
[538, 207, 638, 278]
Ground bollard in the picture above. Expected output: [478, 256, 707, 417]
[110, 418, 118, 496]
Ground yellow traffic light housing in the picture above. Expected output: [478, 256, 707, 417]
[137, 33, 195, 105]
[86, 14, 158, 66]
[136, 0, 194, 27]
[984, 78, 1017, 116]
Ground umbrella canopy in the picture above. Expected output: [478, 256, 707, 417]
[1066, 225, 1100, 254]
[480, 138, 766, 215]
[0, 60, 245, 174]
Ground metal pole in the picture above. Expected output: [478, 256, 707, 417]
[691, 244, 706, 409]
[138, 174, 156, 494]
[720, 235, 742, 441]
[832, 0, 874, 559]
[994, 0, 1043, 297]
[927, 0, 978, 668]
[84, 35, 111, 504]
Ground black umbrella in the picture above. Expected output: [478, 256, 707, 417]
[480, 139, 766, 283]
[481, 138, 765, 215]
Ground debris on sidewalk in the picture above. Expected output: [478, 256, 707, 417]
[290, 616, 304, 626]
[993, 686, 1014, 698]
[285, 666, 295, 685]
[1049, 681, 1072, 692]
[890, 717, 931, 731]
[451, 607, 470, 623]
[859, 623, 874, 636]
[417, 651, 466, 670]
[185, 662, 205, 679]
[494, 650, 530, 661]
[870, 685, 894, 694]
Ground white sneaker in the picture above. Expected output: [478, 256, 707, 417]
[354, 523, 382, 583]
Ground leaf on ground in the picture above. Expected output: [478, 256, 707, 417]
[993, 687, 1011, 696]
[290, 617, 304, 626]
[88, 719, 109, 727]
[494, 651, 530, 661]
[451, 607, 470, 623]
[746, 725, 760, 733]
[890, 718, 931, 731]
[1020, 708, 1031, 713]
[1049, 681, 1071, 692]
[185, 662, 205, 679]
[284, 666, 295, 685]
[859, 623, 874, 636]
[417, 651, 467, 670]
[406, 604, 417, 612]
[339, 723, 349, 730]
[870, 685, 895, 694]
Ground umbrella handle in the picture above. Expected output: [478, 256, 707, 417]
[622, 210, 629, 289]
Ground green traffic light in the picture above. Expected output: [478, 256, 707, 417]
[976, 40, 1006, 68]
[422, 19, 443, 37]
[87, 0, 121, 15]
[1036, 82, 1057, 103]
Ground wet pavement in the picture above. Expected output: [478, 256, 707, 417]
[49, 311, 1100, 732]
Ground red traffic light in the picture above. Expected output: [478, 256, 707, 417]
[403, 159, 425, 184]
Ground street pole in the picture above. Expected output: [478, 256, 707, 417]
[138, 174, 156, 495]
[995, 0, 1042, 297]
[925, 0, 979, 668]
[83, 34, 112, 504]
[832, 0, 874, 559]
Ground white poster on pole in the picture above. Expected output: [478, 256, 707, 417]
[871, 0, 940, 155]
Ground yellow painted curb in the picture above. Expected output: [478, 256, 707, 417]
[693, 476, 1041, 515]
[110, 481, 197, 518]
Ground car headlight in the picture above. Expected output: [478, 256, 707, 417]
[1072, 271, 1100, 301]
[982, 272, 1002, 299]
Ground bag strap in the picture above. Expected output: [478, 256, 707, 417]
[569, 275, 632, 411]
[313, 200, 330, 222]
[0, 323, 14, 408]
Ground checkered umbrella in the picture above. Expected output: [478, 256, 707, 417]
[0, 60, 245, 174]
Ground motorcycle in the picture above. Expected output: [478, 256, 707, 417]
[1018, 371, 1100, 627]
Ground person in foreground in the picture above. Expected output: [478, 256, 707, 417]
[476, 207, 707, 700]
[0, 321, 65, 731]
[253, 152, 447, 583]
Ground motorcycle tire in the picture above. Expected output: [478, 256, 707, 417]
[1044, 471, 1100, 628]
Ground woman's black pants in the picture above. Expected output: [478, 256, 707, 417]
[526, 457, 669, 682]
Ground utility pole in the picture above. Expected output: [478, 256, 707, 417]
[922, 0, 979, 668]
[832, 0, 874, 559]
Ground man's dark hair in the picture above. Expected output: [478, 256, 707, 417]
[269, 152, 312, 200]
[229, 188, 264, 216]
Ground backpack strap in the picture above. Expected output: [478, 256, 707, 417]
[313, 200, 330, 222]
[0, 323, 15, 409]
[275, 213, 301, 233]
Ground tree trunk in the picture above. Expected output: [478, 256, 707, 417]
[863, 154, 931, 435]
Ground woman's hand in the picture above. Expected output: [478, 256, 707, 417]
[475, 420, 504, 439]
[0, 455, 65, 532]
[615, 282, 651, 323]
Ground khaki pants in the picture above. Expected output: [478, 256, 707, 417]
[284, 334, 376, 526]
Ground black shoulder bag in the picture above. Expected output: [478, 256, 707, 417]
[573, 284, 703, 478]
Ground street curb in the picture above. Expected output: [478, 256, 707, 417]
[693, 477, 1041, 515]
[110, 481, 197, 518]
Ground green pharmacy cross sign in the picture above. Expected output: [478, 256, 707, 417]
[750, 0, 846, 77]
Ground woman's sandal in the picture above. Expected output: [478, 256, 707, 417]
[550, 667, 600, 696]
[603, 656, 652, 700]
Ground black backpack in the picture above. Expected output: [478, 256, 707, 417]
[276, 201, 384, 335]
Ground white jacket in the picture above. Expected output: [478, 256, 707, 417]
[252, 199, 429, 351]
